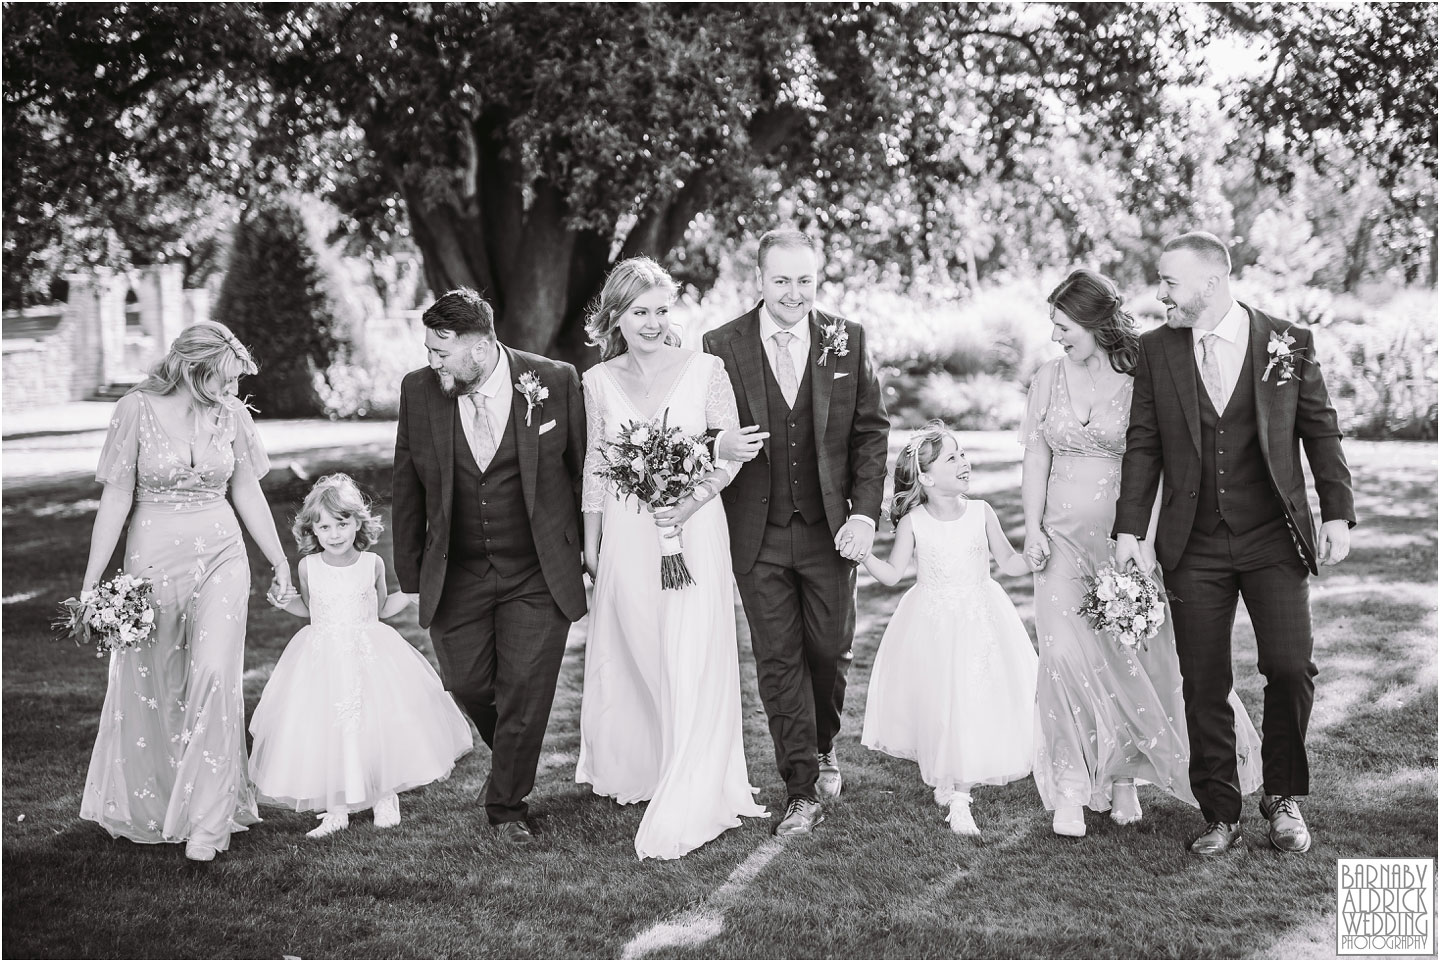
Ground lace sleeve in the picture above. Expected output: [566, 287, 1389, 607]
[581, 369, 608, 513]
[705, 354, 742, 481]
[1020, 359, 1056, 454]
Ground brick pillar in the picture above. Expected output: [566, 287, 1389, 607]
[155, 263, 186, 349]
[96, 269, 131, 386]
[64, 270, 104, 398]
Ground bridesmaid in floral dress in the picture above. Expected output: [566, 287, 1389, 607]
[1021, 269, 1262, 839]
[78, 322, 294, 861]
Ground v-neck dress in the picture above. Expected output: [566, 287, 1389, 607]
[79, 391, 267, 851]
[575, 352, 767, 860]
[1021, 358, 1262, 813]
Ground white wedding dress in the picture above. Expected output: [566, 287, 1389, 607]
[576, 351, 766, 860]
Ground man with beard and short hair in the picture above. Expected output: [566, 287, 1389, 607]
[1113, 231, 1354, 856]
[392, 287, 587, 848]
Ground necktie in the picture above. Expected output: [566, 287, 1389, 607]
[772, 330, 799, 408]
[1199, 332, 1224, 410]
[467, 393, 498, 470]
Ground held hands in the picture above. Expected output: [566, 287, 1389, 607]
[1317, 519, 1351, 566]
[715, 425, 769, 463]
[1112, 533, 1156, 575]
[266, 564, 297, 608]
[835, 518, 875, 562]
[1024, 531, 1051, 572]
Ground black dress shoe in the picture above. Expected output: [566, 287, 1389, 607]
[1188, 820, 1243, 856]
[1259, 795, 1312, 853]
[496, 821, 535, 846]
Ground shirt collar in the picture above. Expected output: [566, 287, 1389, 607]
[759, 303, 811, 346]
[1195, 301, 1246, 346]
[470, 344, 510, 400]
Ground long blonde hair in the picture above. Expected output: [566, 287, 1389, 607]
[888, 420, 954, 527]
[132, 321, 258, 409]
[585, 256, 678, 361]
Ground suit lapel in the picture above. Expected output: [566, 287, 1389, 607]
[732, 307, 772, 463]
[1244, 303, 1275, 466]
[809, 313, 833, 449]
[1163, 325, 1203, 458]
[506, 346, 538, 518]
[426, 371, 457, 514]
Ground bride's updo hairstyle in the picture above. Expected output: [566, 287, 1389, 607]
[292, 473, 384, 556]
[585, 256, 679, 362]
[1046, 268, 1140, 375]
[888, 419, 955, 528]
[132, 320, 259, 408]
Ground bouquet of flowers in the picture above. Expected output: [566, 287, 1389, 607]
[1078, 563, 1165, 651]
[55, 572, 158, 657]
[596, 410, 714, 589]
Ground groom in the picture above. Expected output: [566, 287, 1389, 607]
[392, 288, 587, 847]
[704, 228, 889, 836]
[1114, 231, 1354, 856]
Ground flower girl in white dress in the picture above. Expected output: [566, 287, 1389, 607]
[861, 422, 1039, 836]
[250, 474, 472, 838]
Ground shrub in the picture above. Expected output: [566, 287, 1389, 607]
[913, 372, 1029, 431]
[214, 198, 357, 418]
[1318, 314, 1438, 440]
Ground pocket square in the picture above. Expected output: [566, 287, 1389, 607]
[833, 371, 850, 380]
[538, 419, 557, 435]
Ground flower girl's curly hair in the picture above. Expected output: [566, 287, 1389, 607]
[292, 474, 384, 555]
[887, 420, 956, 527]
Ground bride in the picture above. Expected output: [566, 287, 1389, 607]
[576, 256, 766, 860]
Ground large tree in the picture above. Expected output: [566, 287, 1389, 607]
[5, 2, 1435, 362]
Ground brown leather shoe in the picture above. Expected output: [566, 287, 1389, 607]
[816, 751, 843, 801]
[496, 821, 535, 847]
[1188, 821, 1243, 855]
[774, 796, 824, 837]
[1259, 795, 1312, 853]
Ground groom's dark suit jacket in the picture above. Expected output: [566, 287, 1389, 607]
[1113, 303, 1355, 574]
[703, 305, 889, 573]
[391, 347, 587, 628]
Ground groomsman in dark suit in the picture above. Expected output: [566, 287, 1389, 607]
[1114, 232, 1354, 856]
[704, 229, 889, 836]
[392, 288, 587, 847]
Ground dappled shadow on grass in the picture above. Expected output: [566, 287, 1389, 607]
[3, 442, 1434, 959]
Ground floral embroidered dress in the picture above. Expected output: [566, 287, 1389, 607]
[1021, 358, 1262, 813]
[861, 503, 1038, 793]
[80, 392, 268, 851]
[248, 552, 472, 814]
[576, 351, 766, 860]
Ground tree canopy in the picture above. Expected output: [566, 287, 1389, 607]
[4, 2, 1435, 363]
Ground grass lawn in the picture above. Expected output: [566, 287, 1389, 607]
[3, 434, 1436, 959]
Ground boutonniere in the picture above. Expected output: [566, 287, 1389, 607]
[515, 371, 549, 426]
[1262, 328, 1309, 385]
[817, 320, 850, 367]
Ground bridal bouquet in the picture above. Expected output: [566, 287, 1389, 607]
[55, 572, 157, 657]
[596, 410, 713, 589]
[1078, 563, 1165, 651]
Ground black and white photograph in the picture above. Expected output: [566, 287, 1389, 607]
[2, 3, 1436, 958]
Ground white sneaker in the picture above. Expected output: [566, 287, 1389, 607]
[373, 794, 401, 828]
[306, 810, 350, 839]
[947, 794, 980, 836]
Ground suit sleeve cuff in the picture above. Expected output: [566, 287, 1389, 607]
[847, 514, 876, 530]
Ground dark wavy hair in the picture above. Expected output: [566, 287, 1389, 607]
[292, 473, 384, 555]
[1046, 269, 1141, 375]
[887, 420, 956, 527]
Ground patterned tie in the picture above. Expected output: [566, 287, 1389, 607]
[772, 330, 799, 408]
[1199, 332, 1224, 410]
[467, 393, 498, 471]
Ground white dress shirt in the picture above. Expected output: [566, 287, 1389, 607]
[1192, 300, 1248, 410]
[461, 346, 512, 466]
[759, 303, 812, 384]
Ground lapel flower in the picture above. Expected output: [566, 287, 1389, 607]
[1262, 328, 1308, 385]
[515, 370, 549, 426]
[817, 319, 850, 367]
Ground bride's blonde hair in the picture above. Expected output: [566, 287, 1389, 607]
[585, 256, 678, 362]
